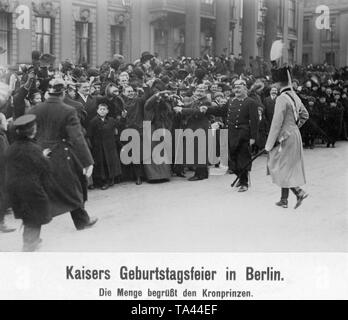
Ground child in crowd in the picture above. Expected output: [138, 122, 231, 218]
[88, 103, 122, 190]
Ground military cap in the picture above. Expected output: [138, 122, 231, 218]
[13, 114, 36, 129]
[233, 79, 247, 87]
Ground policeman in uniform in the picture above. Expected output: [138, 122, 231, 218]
[29, 79, 98, 231]
[208, 79, 259, 192]
[5, 115, 52, 251]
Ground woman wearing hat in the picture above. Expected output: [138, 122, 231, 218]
[5, 115, 52, 251]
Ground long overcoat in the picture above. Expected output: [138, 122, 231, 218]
[265, 89, 309, 188]
[5, 137, 52, 225]
[143, 95, 173, 181]
[29, 96, 94, 216]
[0, 129, 9, 215]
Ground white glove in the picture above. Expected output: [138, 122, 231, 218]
[83, 165, 94, 178]
[43, 148, 52, 158]
[173, 107, 183, 113]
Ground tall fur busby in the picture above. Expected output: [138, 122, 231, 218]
[271, 65, 291, 83]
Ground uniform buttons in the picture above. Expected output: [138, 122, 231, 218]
[62, 139, 66, 142]
[67, 157, 71, 160]
[64, 148, 68, 151]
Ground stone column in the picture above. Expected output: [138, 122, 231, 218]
[60, 0, 73, 61]
[296, 0, 304, 64]
[264, 0, 278, 62]
[215, 0, 230, 56]
[185, 0, 201, 57]
[16, 0, 32, 63]
[96, 0, 108, 65]
[282, 0, 289, 63]
[312, 16, 321, 64]
[130, 0, 151, 61]
[242, 0, 258, 66]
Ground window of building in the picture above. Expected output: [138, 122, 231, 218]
[288, 0, 296, 31]
[230, 0, 236, 20]
[258, 0, 266, 22]
[229, 25, 234, 54]
[76, 22, 92, 65]
[303, 19, 312, 42]
[201, 0, 214, 4]
[321, 17, 337, 41]
[0, 12, 11, 65]
[302, 53, 309, 65]
[111, 26, 124, 57]
[325, 52, 335, 66]
[35, 16, 54, 54]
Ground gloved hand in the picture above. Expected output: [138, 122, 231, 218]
[83, 165, 94, 178]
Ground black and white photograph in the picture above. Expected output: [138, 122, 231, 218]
[0, 0, 347, 301]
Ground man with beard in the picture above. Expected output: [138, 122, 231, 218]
[29, 78, 97, 232]
[207, 80, 259, 192]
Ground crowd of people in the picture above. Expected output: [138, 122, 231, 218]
[1, 49, 348, 250]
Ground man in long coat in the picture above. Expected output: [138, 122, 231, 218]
[29, 79, 98, 230]
[265, 66, 309, 209]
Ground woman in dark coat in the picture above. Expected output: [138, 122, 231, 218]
[88, 103, 122, 189]
[143, 81, 173, 182]
[5, 115, 52, 251]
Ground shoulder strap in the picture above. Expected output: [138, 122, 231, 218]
[283, 92, 299, 124]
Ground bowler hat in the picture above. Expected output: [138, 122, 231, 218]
[140, 51, 154, 64]
[39, 53, 56, 67]
[48, 78, 66, 94]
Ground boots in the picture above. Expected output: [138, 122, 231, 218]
[275, 199, 288, 209]
[294, 190, 309, 210]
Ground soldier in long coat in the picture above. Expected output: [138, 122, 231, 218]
[29, 79, 98, 230]
[265, 66, 309, 209]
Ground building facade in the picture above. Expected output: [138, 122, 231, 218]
[0, 0, 304, 67]
[302, 0, 348, 67]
